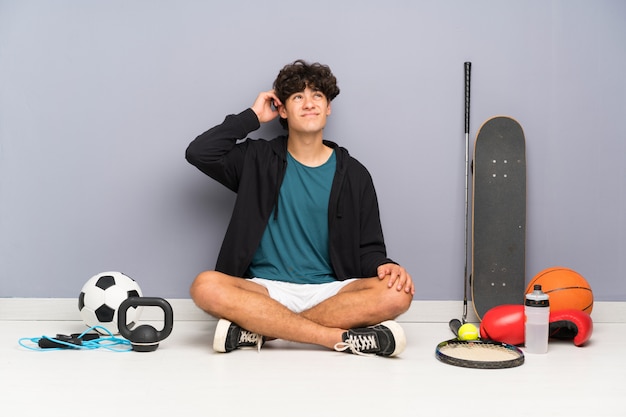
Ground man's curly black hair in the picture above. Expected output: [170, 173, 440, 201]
[273, 59, 340, 129]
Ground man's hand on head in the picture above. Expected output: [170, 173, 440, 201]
[251, 90, 282, 124]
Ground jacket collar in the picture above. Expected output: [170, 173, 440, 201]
[270, 135, 349, 171]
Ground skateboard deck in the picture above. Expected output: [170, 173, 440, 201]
[471, 116, 526, 320]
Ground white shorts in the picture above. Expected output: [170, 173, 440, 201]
[249, 277, 359, 313]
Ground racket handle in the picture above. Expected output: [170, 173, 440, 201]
[449, 319, 462, 337]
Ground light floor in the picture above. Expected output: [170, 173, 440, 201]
[1, 316, 624, 417]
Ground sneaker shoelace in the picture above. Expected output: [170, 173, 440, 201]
[239, 329, 263, 352]
[334, 333, 378, 357]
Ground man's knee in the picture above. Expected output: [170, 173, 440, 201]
[190, 271, 270, 316]
[385, 287, 413, 317]
[190, 270, 212, 296]
[344, 277, 412, 318]
[369, 278, 412, 318]
[189, 271, 225, 312]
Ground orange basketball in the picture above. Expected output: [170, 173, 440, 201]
[526, 267, 593, 314]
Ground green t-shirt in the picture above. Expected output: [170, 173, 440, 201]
[248, 151, 336, 284]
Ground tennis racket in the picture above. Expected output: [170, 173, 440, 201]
[436, 339, 524, 369]
[440, 318, 524, 369]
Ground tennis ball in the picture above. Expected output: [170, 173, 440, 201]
[458, 323, 479, 341]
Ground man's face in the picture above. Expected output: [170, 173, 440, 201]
[279, 87, 332, 135]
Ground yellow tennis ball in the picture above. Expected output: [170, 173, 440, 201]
[458, 323, 479, 341]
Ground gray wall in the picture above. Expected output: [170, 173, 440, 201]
[1, 0, 624, 301]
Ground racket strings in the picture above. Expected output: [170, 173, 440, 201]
[441, 342, 520, 362]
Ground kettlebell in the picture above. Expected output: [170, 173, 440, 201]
[118, 297, 173, 352]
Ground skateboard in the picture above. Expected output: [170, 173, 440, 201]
[471, 116, 526, 320]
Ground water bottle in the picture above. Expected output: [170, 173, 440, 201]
[525, 284, 550, 353]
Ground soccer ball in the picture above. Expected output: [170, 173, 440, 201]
[78, 271, 143, 334]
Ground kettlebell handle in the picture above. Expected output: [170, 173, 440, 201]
[118, 297, 174, 342]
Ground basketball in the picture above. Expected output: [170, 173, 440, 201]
[525, 267, 593, 314]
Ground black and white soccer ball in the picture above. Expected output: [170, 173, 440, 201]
[78, 271, 143, 334]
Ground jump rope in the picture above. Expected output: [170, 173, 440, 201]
[19, 326, 132, 352]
